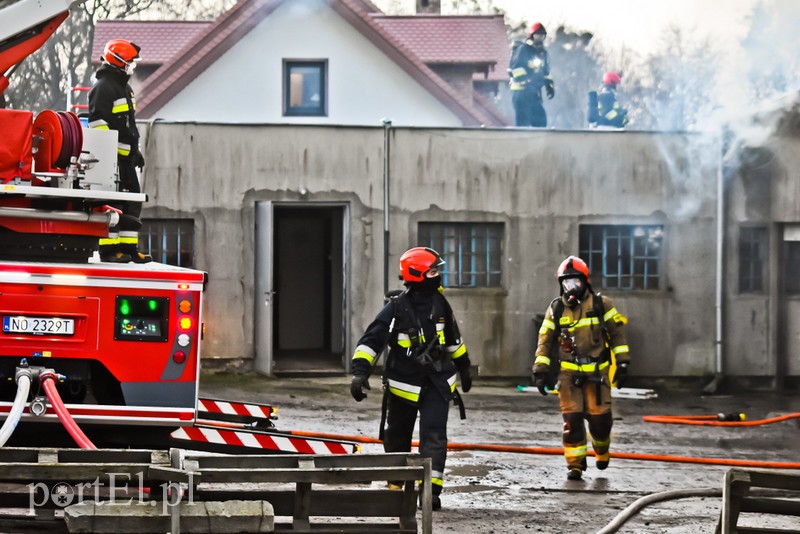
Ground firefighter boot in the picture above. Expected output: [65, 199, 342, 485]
[418, 491, 442, 511]
[120, 243, 153, 264]
[596, 453, 610, 470]
[567, 468, 583, 480]
[99, 244, 131, 263]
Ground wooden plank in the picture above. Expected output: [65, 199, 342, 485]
[293, 458, 314, 531]
[147, 466, 200, 485]
[748, 470, 800, 492]
[720, 469, 751, 533]
[0, 463, 160, 483]
[198, 466, 425, 485]
[56, 449, 163, 465]
[272, 523, 415, 533]
[191, 453, 416, 470]
[739, 497, 800, 516]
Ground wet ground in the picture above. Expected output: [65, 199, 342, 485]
[199, 372, 800, 534]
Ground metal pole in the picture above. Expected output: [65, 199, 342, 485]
[382, 119, 392, 296]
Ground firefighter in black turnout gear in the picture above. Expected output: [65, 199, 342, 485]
[88, 39, 151, 263]
[509, 22, 554, 127]
[532, 256, 630, 481]
[350, 247, 472, 511]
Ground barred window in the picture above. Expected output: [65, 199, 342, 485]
[785, 241, 800, 296]
[739, 226, 767, 293]
[418, 222, 503, 288]
[140, 219, 195, 268]
[579, 225, 663, 290]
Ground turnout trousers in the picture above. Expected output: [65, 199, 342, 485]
[383, 384, 450, 495]
[558, 369, 613, 471]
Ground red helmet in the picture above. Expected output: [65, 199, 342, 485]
[528, 22, 547, 38]
[603, 72, 621, 87]
[399, 247, 445, 283]
[102, 39, 141, 70]
[557, 256, 590, 282]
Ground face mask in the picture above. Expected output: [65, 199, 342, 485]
[125, 61, 138, 76]
[562, 277, 585, 306]
[413, 274, 442, 295]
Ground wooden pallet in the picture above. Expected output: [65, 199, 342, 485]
[716, 468, 800, 533]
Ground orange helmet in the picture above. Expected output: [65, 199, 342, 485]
[102, 39, 141, 71]
[528, 22, 547, 38]
[603, 72, 621, 87]
[557, 256, 590, 282]
[399, 247, 445, 283]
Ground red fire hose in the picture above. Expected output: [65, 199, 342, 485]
[40, 371, 96, 450]
[643, 412, 800, 427]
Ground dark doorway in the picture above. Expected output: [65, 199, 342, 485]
[272, 205, 345, 375]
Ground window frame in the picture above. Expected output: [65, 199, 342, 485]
[418, 222, 504, 289]
[738, 225, 768, 294]
[579, 224, 664, 291]
[282, 59, 328, 117]
[139, 218, 195, 269]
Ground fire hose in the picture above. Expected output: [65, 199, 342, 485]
[643, 412, 800, 427]
[0, 367, 32, 446]
[595, 488, 722, 534]
[39, 370, 96, 449]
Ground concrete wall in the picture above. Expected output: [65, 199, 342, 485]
[153, 0, 461, 127]
[141, 123, 724, 377]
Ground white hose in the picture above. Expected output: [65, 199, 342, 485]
[595, 488, 722, 534]
[0, 372, 32, 447]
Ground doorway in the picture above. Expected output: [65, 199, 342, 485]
[254, 202, 348, 376]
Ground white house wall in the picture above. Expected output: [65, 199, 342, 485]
[153, 0, 462, 126]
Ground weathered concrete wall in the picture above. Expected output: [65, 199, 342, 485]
[141, 123, 721, 377]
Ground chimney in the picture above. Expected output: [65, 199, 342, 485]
[416, 0, 441, 14]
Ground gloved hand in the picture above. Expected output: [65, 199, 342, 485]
[532, 370, 549, 396]
[133, 151, 145, 169]
[459, 369, 472, 393]
[612, 362, 628, 388]
[350, 374, 371, 402]
[545, 80, 555, 99]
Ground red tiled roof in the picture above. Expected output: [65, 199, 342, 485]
[92, 20, 211, 65]
[372, 15, 510, 81]
[136, 0, 508, 126]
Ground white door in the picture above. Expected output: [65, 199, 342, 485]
[254, 201, 274, 375]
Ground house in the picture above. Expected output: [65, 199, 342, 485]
[92, 0, 511, 126]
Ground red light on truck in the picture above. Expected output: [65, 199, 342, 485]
[177, 284, 189, 290]
[172, 351, 186, 364]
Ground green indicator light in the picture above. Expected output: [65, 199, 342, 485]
[148, 299, 158, 311]
[120, 300, 130, 316]
[122, 319, 130, 325]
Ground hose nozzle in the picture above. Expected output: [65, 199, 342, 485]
[717, 412, 746, 422]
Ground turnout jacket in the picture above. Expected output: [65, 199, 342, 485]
[533, 293, 629, 376]
[88, 65, 140, 161]
[508, 41, 552, 96]
[596, 85, 628, 127]
[352, 289, 470, 405]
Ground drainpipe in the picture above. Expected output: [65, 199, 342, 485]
[382, 119, 392, 296]
[704, 137, 726, 394]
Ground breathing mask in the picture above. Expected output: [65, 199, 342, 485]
[562, 277, 586, 307]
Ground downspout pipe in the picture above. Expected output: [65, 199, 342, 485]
[704, 137, 726, 394]
[382, 119, 392, 296]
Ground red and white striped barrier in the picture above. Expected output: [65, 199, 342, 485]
[197, 397, 276, 420]
[170, 424, 359, 455]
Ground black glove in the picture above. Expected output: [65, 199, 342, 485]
[459, 369, 472, 393]
[133, 151, 145, 169]
[612, 362, 628, 388]
[532, 370, 549, 396]
[350, 374, 371, 402]
[545, 80, 555, 99]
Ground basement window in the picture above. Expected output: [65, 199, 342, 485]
[739, 226, 767, 293]
[283, 60, 327, 117]
[579, 224, 663, 290]
[140, 219, 195, 268]
[418, 222, 503, 288]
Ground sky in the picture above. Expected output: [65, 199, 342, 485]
[376, 0, 762, 55]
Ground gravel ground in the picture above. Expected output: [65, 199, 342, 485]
[199, 372, 800, 534]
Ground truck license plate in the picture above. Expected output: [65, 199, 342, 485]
[2, 316, 75, 335]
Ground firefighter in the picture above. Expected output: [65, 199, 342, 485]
[590, 72, 628, 128]
[508, 22, 555, 127]
[350, 247, 472, 511]
[88, 39, 151, 263]
[532, 256, 630, 481]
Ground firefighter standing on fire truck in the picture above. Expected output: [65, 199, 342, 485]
[350, 247, 472, 511]
[508, 22, 555, 127]
[88, 39, 151, 263]
[532, 256, 630, 480]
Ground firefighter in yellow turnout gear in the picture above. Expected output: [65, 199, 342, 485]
[532, 256, 630, 480]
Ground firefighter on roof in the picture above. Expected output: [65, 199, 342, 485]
[508, 22, 555, 127]
[532, 256, 630, 481]
[88, 39, 151, 263]
[350, 247, 472, 511]
[589, 71, 629, 128]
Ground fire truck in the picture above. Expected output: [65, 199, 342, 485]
[0, 0, 356, 455]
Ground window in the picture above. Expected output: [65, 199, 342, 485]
[739, 226, 767, 293]
[579, 224, 663, 290]
[140, 219, 195, 268]
[283, 60, 327, 116]
[418, 222, 503, 288]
